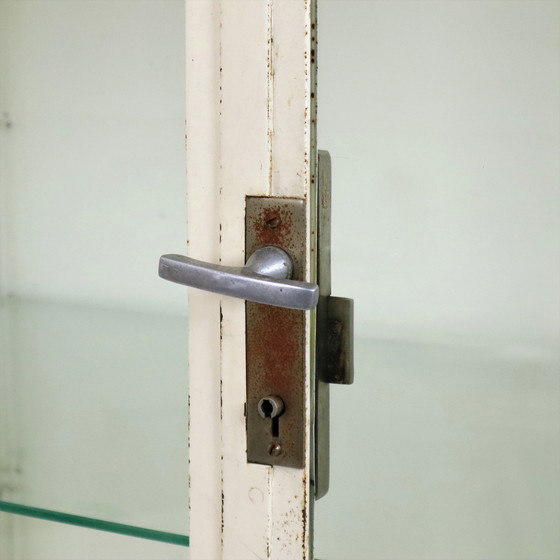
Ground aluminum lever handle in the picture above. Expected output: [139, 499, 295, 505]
[159, 246, 319, 310]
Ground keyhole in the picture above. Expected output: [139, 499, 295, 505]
[261, 399, 274, 417]
[257, 395, 284, 447]
[257, 395, 284, 419]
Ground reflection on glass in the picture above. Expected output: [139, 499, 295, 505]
[316, 338, 559, 560]
[315, 1, 560, 559]
[0, 0, 189, 552]
[1, 299, 189, 535]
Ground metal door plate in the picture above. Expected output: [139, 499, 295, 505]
[246, 197, 307, 468]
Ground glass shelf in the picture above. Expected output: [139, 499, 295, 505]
[0, 0, 189, 548]
[0, 502, 189, 547]
[0, 297, 189, 543]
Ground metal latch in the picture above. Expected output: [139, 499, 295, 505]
[158, 150, 353, 497]
[314, 150, 354, 499]
[244, 151, 353, 498]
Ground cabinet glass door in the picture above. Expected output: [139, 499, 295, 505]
[0, 0, 189, 552]
[315, 2, 560, 559]
[3, 1, 559, 559]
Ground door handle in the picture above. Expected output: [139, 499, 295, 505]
[159, 246, 319, 310]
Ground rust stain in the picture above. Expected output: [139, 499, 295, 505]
[246, 197, 306, 468]
[254, 205, 295, 249]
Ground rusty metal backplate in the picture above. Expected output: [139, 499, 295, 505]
[246, 197, 307, 468]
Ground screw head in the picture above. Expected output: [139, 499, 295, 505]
[266, 216, 280, 229]
[268, 443, 282, 457]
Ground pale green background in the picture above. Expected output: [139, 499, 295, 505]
[0, 1, 559, 559]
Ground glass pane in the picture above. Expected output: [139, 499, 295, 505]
[316, 1, 560, 559]
[0, 512, 188, 560]
[0, 0, 189, 543]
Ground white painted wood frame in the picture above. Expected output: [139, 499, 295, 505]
[186, 1, 318, 559]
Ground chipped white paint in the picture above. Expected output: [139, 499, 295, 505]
[186, 1, 316, 559]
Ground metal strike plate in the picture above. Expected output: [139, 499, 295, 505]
[246, 197, 307, 468]
[313, 150, 355, 499]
